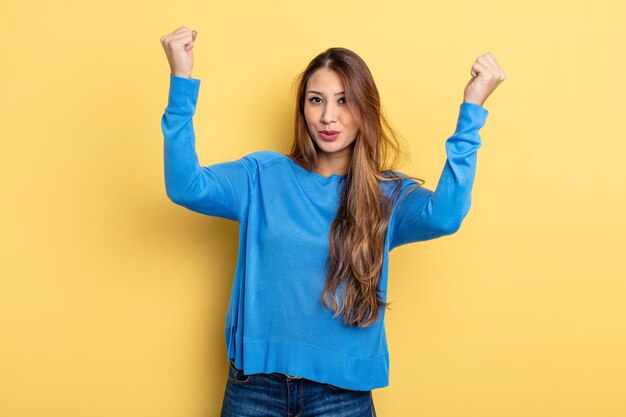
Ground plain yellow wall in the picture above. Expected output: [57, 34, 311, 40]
[1, 0, 625, 416]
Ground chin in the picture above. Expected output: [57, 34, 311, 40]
[317, 143, 351, 155]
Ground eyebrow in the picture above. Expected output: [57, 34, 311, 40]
[306, 90, 345, 96]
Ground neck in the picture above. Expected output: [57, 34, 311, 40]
[314, 150, 352, 177]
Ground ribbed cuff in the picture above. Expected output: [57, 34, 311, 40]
[166, 74, 201, 114]
[456, 101, 489, 132]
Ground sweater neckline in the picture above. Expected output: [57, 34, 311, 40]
[284, 155, 346, 183]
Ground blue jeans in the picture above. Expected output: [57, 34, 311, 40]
[220, 359, 378, 417]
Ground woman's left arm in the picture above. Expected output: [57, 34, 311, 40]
[389, 52, 506, 250]
[389, 102, 488, 249]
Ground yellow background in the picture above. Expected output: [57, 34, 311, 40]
[1, 0, 625, 416]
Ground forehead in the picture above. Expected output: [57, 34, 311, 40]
[306, 67, 345, 92]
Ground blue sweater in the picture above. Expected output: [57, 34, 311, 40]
[161, 74, 489, 391]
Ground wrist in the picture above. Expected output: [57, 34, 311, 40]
[463, 98, 484, 107]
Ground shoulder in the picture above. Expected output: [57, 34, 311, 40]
[380, 169, 430, 204]
[239, 151, 291, 180]
[242, 150, 287, 166]
[380, 169, 418, 190]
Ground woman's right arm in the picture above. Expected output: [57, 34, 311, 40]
[160, 27, 255, 222]
[161, 74, 255, 222]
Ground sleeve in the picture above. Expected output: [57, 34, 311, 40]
[160, 74, 256, 222]
[389, 102, 489, 250]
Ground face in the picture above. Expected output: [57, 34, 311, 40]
[303, 67, 360, 164]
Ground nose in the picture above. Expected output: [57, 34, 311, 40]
[321, 102, 337, 125]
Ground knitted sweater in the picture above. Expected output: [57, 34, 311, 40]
[160, 74, 489, 390]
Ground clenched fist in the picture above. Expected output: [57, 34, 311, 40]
[160, 25, 198, 79]
[463, 52, 506, 107]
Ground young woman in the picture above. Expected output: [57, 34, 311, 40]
[160, 25, 505, 417]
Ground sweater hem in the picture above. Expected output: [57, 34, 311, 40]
[231, 338, 390, 391]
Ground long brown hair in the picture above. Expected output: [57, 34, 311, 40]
[289, 47, 425, 327]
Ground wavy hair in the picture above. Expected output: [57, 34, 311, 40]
[288, 47, 426, 327]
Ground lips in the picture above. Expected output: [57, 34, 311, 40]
[319, 130, 340, 141]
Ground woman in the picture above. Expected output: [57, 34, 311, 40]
[160, 25, 505, 417]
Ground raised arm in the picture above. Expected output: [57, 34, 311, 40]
[389, 51, 505, 250]
[160, 74, 255, 222]
[389, 102, 489, 250]
[159, 27, 255, 222]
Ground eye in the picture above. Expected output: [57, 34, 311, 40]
[308, 96, 347, 105]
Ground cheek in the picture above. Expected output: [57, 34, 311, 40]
[303, 104, 316, 120]
[303, 109, 316, 137]
[345, 118, 359, 134]
[341, 111, 358, 129]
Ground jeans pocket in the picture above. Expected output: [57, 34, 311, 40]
[228, 359, 252, 385]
